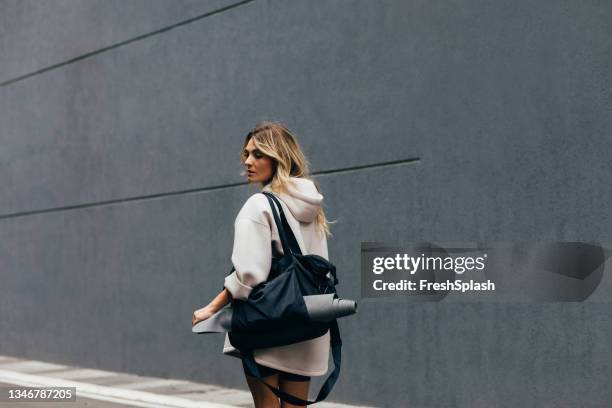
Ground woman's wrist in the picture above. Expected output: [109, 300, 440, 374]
[203, 304, 219, 314]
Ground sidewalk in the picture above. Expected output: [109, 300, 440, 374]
[0, 355, 373, 408]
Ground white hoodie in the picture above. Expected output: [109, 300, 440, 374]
[222, 177, 330, 376]
[224, 177, 328, 300]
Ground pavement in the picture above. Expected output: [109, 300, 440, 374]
[0, 355, 373, 408]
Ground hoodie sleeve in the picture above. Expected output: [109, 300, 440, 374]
[224, 216, 272, 301]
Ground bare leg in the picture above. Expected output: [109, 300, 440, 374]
[245, 372, 280, 408]
[279, 377, 310, 408]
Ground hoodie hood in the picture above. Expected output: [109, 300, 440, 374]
[263, 178, 323, 223]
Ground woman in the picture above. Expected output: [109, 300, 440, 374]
[191, 122, 332, 408]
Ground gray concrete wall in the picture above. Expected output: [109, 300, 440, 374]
[1, 1, 611, 406]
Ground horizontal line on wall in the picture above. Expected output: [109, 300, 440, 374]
[0, 0, 257, 88]
[0, 157, 420, 220]
[315, 157, 420, 175]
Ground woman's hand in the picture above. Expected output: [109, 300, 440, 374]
[191, 305, 216, 327]
[191, 289, 232, 327]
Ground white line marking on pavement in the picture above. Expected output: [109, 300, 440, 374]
[118, 379, 188, 390]
[43, 368, 118, 380]
[0, 370, 240, 408]
[0, 360, 68, 373]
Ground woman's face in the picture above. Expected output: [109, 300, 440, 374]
[244, 138, 274, 184]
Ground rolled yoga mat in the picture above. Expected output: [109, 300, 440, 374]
[192, 294, 357, 334]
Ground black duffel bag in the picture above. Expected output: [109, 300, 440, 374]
[228, 191, 343, 406]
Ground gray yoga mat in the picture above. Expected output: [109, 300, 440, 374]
[192, 294, 357, 333]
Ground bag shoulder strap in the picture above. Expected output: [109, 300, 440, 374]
[224, 192, 290, 284]
[241, 319, 342, 405]
[261, 192, 302, 256]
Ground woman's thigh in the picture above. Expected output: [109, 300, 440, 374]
[245, 372, 280, 408]
[279, 376, 310, 408]
[242, 361, 311, 408]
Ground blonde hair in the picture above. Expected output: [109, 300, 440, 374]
[240, 121, 332, 238]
